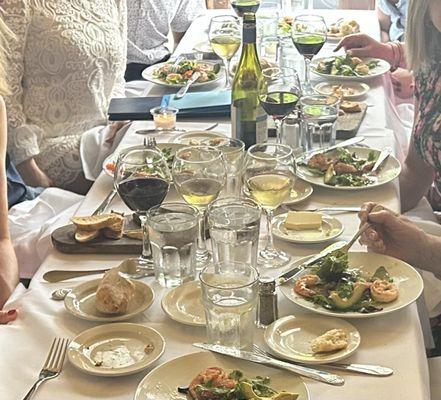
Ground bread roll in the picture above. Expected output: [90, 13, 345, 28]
[95, 268, 135, 314]
[71, 213, 124, 231]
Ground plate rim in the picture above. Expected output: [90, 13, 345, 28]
[67, 322, 165, 377]
[280, 251, 424, 318]
[272, 212, 344, 244]
[64, 278, 155, 322]
[264, 315, 360, 364]
[282, 179, 314, 205]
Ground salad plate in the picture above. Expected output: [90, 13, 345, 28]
[272, 212, 343, 244]
[161, 280, 206, 326]
[314, 81, 370, 99]
[296, 146, 401, 191]
[311, 56, 390, 82]
[64, 278, 154, 322]
[134, 351, 310, 400]
[280, 251, 424, 319]
[174, 130, 227, 146]
[142, 60, 224, 88]
[283, 179, 313, 205]
[68, 323, 165, 377]
[265, 315, 360, 365]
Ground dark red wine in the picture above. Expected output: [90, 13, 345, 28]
[231, 1, 260, 17]
[292, 35, 326, 59]
[117, 177, 169, 213]
[260, 91, 299, 119]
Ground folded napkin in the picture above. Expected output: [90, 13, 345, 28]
[162, 89, 231, 112]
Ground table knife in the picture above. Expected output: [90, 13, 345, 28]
[319, 362, 393, 376]
[193, 343, 344, 386]
[92, 188, 117, 216]
[302, 136, 365, 162]
[175, 71, 201, 99]
[371, 147, 392, 174]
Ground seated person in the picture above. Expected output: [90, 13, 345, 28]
[125, 0, 205, 81]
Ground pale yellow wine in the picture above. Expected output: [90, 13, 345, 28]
[179, 177, 223, 208]
[247, 173, 292, 209]
[210, 35, 241, 59]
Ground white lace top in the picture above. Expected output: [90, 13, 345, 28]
[2, 0, 127, 165]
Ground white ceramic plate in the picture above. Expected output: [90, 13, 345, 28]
[280, 251, 424, 318]
[174, 130, 226, 146]
[142, 61, 224, 88]
[296, 146, 401, 191]
[283, 179, 313, 205]
[134, 351, 310, 400]
[161, 281, 206, 326]
[311, 57, 390, 81]
[68, 323, 165, 377]
[314, 81, 370, 99]
[64, 279, 154, 322]
[193, 41, 214, 54]
[265, 315, 360, 364]
[272, 212, 343, 244]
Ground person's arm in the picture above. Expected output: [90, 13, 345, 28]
[172, 31, 186, 50]
[2, 2, 51, 188]
[0, 97, 18, 309]
[377, 7, 392, 42]
[170, 0, 206, 49]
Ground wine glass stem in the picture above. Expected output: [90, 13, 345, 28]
[197, 208, 208, 254]
[303, 57, 312, 93]
[264, 208, 276, 253]
[224, 58, 231, 88]
[274, 118, 283, 144]
[140, 215, 153, 264]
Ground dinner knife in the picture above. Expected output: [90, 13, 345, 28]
[302, 136, 365, 162]
[371, 147, 392, 174]
[193, 343, 345, 386]
[175, 71, 201, 99]
[92, 188, 117, 216]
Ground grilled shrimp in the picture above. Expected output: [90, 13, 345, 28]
[334, 162, 358, 174]
[294, 274, 321, 298]
[189, 367, 236, 400]
[308, 153, 330, 172]
[370, 279, 398, 303]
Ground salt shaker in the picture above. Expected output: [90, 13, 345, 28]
[257, 277, 278, 328]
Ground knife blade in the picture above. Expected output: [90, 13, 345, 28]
[175, 71, 201, 99]
[371, 147, 392, 174]
[302, 136, 365, 162]
[193, 343, 344, 386]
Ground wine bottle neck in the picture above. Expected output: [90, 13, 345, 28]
[242, 22, 257, 44]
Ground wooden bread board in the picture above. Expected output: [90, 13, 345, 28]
[51, 216, 142, 255]
[336, 103, 368, 140]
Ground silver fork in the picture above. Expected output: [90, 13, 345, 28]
[23, 338, 69, 400]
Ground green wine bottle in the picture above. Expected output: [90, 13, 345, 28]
[231, 13, 267, 149]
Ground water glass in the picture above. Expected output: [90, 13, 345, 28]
[200, 262, 259, 349]
[300, 94, 340, 151]
[147, 202, 199, 288]
[208, 197, 261, 267]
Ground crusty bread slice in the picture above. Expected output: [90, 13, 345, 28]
[71, 213, 124, 231]
[340, 101, 362, 113]
[75, 229, 100, 243]
[102, 228, 124, 240]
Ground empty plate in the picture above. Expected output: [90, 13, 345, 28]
[314, 81, 370, 99]
[68, 323, 165, 376]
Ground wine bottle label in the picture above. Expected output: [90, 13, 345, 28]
[256, 110, 268, 143]
[231, 102, 268, 148]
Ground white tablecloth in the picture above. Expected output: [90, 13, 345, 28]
[0, 10, 430, 400]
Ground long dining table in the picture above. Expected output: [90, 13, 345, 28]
[0, 9, 431, 400]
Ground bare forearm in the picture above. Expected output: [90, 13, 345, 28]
[399, 166, 429, 212]
[0, 239, 19, 308]
[420, 234, 441, 279]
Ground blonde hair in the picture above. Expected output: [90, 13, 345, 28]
[0, 15, 13, 96]
[406, 0, 441, 72]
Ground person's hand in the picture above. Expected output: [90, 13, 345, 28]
[358, 202, 428, 267]
[0, 309, 17, 324]
[16, 158, 52, 188]
[334, 33, 394, 64]
[391, 68, 415, 99]
[105, 121, 130, 146]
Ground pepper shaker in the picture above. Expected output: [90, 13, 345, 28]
[257, 277, 278, 328]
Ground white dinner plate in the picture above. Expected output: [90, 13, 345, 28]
[265, 315, 360, 364]
[174, 130, 226, 146]
[64, 278, 154, 322]
[296, 146, 401, 191]
[134, 351, 310, 400]
[283, 179, 313, 205]
[142, 61, 224, 88]
[272, 212, 344, 244]
[161, 280, 206, 326]
[68, 323, 165, 377]
[314, 81, 370, 99]
[311, 57, 390, 82]
[280, 251, 424, 318]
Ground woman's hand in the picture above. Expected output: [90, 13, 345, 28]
[358, 202, 428, 268]
[334, 33, 394, 64]
[391, 68, 415, 99]
[0, 309, 17, 324]
[16, 158, 52, 188]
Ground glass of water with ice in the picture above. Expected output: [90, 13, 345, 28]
[208, 197, 261, 267]
[200, 262, 259, 349]
[147, 202, 199, 288]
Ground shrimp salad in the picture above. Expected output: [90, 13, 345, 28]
[152, 60, 221, 85]
[179, 368, 298, 400]
[293, 251, 399, 314]
[315, 54, 380, 77]
[300, 147, 378, 187]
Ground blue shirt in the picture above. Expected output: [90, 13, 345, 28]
[378, 0, 408, 41]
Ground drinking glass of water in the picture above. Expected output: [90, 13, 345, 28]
[208, 197, 261, 266]
[200, 262, 259, 349]
[147, 202, 199, 288]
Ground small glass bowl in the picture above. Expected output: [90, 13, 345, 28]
[150, 106, 179, 131]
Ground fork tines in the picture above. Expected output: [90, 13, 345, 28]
[43, 338, 69, 373]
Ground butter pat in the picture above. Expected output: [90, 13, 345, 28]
[284, 211, 323, 230]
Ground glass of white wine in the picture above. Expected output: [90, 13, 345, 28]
[208, 15, 241, 88]
[244, 143, 295, 267]
[172, 146, 226, 269]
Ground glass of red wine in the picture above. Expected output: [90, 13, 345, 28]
[230, 0, 261, 17]
[114, 146, 171, 277]
[291, 15, 327, 94]
[259, 67, 301, 144]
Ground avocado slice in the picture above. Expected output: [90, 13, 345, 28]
[324, 164, 336, 185]
[329, 282, 366, 310]
[239, 382, 298, 400]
